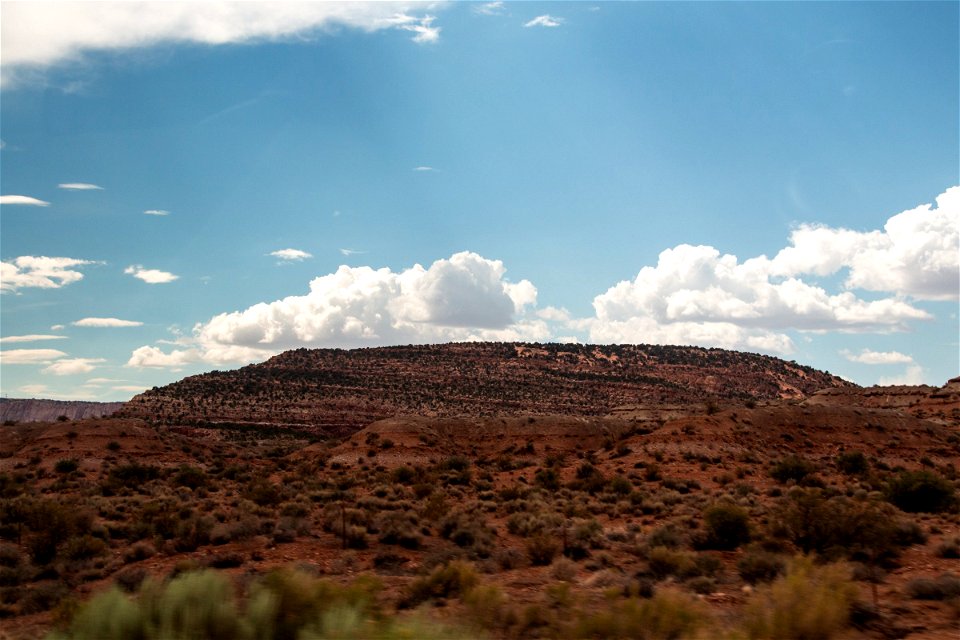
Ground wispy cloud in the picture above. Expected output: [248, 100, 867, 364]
[57, 182, 103, 190]
[1, 256, 98, 293]
[396, 15, 441, 44]
[42, 357, 106, 375]
[143, 209, 169, 216]
[270, 248, 313, 262]
[112, 385, 149, 393]
[85, 378, 126, 385]
[841, 349, 914, 365]
[0, 195, 50, 206]
[339, 248, 367, 256]
[1, 348, 68, 364]
[524, 15, 563, 28]
[2, 2, 447, 86]
[413, 166, 437, 172]
[18, 384, 49, 395]
[124, 265, 179, 284]
[474, 2, 505, 16]
[73, 317, 144, 328]
[0, 334, 67, 344]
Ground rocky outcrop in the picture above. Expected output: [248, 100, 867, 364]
[0, 398, 125, 424]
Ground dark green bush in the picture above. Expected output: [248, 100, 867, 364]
[697, 502, 751, 550]
[54, 459, 79, 474]
[885, 470, 956, 513]
[770, 456, 816, 484]
[737, 548, 786, 584]
[905, 573, 960, 600]
[527, 535, 561, 566]
[837, 451, 869, 476]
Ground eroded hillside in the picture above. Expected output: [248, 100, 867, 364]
[121, 342, 852, 436]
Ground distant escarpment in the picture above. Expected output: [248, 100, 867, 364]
[0, 398, 125, 424]
[120, 342, 852, 437]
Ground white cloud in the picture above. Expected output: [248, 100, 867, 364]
[50, 324, 65, 331]
[144, 209, 169, 216]
[86, 378, 126, 385]
[2, 2, 445, 84]
[57, 182, 103, 190]
[339, 248, 367, 256]
[1, 348, 68, 364]
[1, 256, 97, 293]
[128, 251, 546, 367]
[879, 365, 926, 386]
[413, 166, 436, 171]
[19, 384, 49, 395]
[474, 2, 505, 16]
[770, 186, 959, 300]
[524, 15, 563, 28]
[841, 349, 914, 365]
[0, 334, 67, 344]
[586, 188, 957, 353]
[42, 357, 106, 375]
[127, 345, 202, 369]
[73, 317, 143, 328]
[0, 195, 50, 206]
[124, 265, 179, 284]
[396, 14, 441, 44]
[112, 385, 148, 393]
[270, 248, 313, 262]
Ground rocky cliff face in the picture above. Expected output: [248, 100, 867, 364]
[120, 342, 853, 436]
[0, 399, 125, 423]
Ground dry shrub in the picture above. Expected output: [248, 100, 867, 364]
[571, 588, 705, 639]
[743, 556, 857, 639]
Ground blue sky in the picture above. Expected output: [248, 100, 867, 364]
[1, 1, 957, 401]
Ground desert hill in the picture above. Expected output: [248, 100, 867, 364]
[120, 342, 852, 436]
[1, 367, 959, 639]
[0, 399, 124, 424]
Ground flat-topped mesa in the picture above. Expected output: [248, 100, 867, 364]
[119, 342, 854, 436]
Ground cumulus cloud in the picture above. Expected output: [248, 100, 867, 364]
[524, 15, 563, 28]
[42, 357, 106, 375]
[1, 348, 68, 364]
[127, 345, 202, 369]
[270, 248, 313, 262]
[841, 349, 914, 365]
[770, 186, 959, 300]
[2, 1, 445, 84]
[124, 265, 179, 284]
[1, 256, 97, 293]
[57, 182, 103, 190]
[128, 251, 545, 367]
[73, 317, 143, 327]
[0, 195, 50, 206]
[143, 209, 169, 216]
[0, 334, 67, 343]
[587, 187, 957, 353]
[879, 365, 926, 386]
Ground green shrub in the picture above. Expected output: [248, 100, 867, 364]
[743, 557, 856, 639]
[400, 561, 479, 608]
[737, 548, 787, 584]
[698, 501, 751, 550]
[770, 456, 816, 485]
[54, 459, 79, 474]
[527, 535, 561, 566]
[772, 489, 912, 563]
[836, 451, 869, 476]
[885, 470, 956, 513]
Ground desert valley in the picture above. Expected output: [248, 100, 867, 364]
[0, 343, 957, 639]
